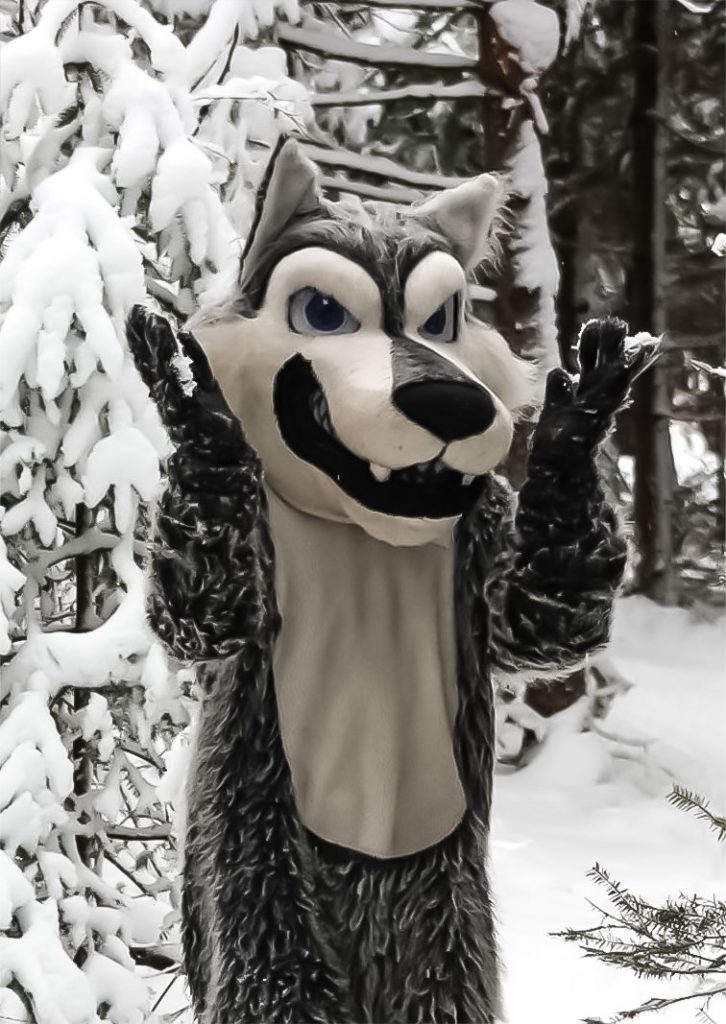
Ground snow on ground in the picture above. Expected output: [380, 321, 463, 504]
[494, 595, 726, 1024]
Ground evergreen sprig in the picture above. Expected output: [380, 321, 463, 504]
[668, 786, 726, 843]
[554, 787, 726, 1022]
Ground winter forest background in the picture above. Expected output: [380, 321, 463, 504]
[0, 1, 724, 1022]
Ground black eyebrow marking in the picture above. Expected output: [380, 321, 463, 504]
[234, 200, 458, 336]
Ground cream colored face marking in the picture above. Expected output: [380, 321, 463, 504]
[263, 247, 383, 332]
[404, 250, 466, 344]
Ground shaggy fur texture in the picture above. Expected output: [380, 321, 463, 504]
[127, 304, 656, 1022]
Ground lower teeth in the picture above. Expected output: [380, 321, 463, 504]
[372, 463, 478, 487]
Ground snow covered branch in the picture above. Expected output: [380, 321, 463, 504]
[304, 142, 467, 189]
[311, 80, 488, 107]
[0, 1, 310, 1019]
[278, 20, 477, 70]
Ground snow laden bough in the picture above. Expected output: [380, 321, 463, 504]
[127, 138, 660, 1024]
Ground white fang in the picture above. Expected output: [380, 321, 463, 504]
[370, 463, 391, 483]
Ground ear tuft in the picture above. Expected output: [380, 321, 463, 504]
[239, 136, 322, 290]
[411, 173, 507, 272]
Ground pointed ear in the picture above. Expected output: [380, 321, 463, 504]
[410, 173, 505, 271]
[240, 136, 322, 288]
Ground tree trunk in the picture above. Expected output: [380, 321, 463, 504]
[629, 0, 677, 603]
[479, 9, 587, 723]
[478, 12, 542, 489]
[74, 504, 98, 869]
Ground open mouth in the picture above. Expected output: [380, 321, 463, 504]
[273, 355, 487, 518]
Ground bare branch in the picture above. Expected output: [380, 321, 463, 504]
[24, 529, 148, 581]
[105, 825, 172, 841]
[302, 0, 482, 9]
[278, 23, 476, 70]
[320, 174, 423, 203]
[129, 946, 178, 971]
[303, 142, 466, 189]
[312, 81, 487, 107]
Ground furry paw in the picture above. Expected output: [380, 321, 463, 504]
[574, 318, 660, 415]
[533, 318, 660, 464]
[126, 305, 247, 463]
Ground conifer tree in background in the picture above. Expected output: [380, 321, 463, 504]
[0, 1, 309, 1019]
[543, 0, 725, 606]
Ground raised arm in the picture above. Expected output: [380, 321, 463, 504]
[485, 319, 659, 679]
[126, 306, 275, 663]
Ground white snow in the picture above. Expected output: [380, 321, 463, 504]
[0, 899, 97, 1024]
[0, 693, 74, 806]
[0, 850, 34, 928]
[84, 950, 150, 1024]
[494, 596, 726, 1024]
[676, 0, 719, 12]
[507, 118, 561, 387]
[75, 693, 115, 761]
[0, 3, 311, 1018]
[0, 987, 29, 1023]
[490, 0, 560, 76]
[0, 22, 68, 138]
[83, 417, 163, 531]
[564, 0, 589, 46]
[124, 894, 172, 946]
[0, 536, 24, 655]
[150, 136, 238, 270]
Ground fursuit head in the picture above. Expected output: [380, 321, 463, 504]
[191, 136, 536, 547]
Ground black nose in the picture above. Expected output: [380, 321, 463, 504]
[392, 379, 496, 442]
[390, 334, 497, 442]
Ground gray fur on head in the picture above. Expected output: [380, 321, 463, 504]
[200, 137, 508, 330]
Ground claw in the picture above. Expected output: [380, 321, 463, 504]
[577, 317, 629, 379]
[126, 304, 150, 348]
[599, 318, 628, 360]
[544, 367, 575, 408]
[577, 319, 600, 376]
[145, 314, 176, 366]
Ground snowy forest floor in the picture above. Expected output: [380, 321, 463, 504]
[494, 595, 726, 1024]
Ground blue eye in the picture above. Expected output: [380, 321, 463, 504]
[288, 287, 360, 336]
[423, 305, 447, 335]
[419, 294, 459, 343]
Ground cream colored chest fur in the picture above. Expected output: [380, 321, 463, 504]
[267, 489, 466, 859]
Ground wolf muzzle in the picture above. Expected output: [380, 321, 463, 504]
[391, 335, 496, 443]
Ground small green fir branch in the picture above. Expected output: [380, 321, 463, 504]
[668, 786, 726, 842]
[553, 788, 726, 1022]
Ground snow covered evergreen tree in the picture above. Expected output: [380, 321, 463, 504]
[0, 1, 310, 1019]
